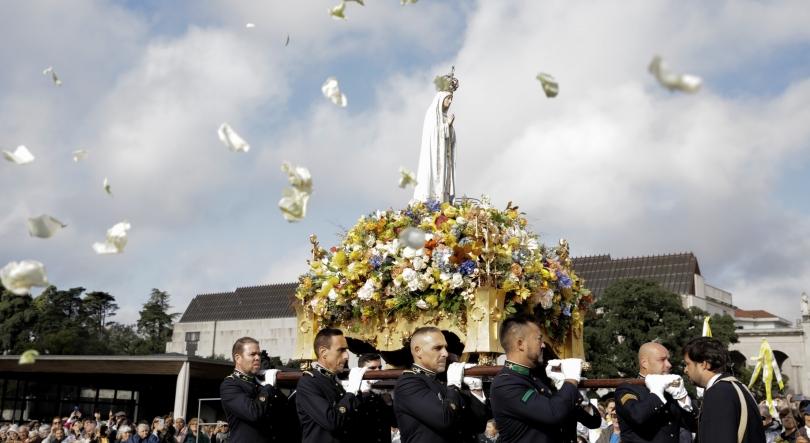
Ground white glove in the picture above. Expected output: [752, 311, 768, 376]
[257, 369, 280, 387]
[340, 379, 351, 390]
[664, 375, 688, 400]
[360, 379, 372, 393]
[346, 367, 368, 394]
[545, 359, 566, 390]
[447, 362, 466, 389]
[463, 376, 483, 390]
[644, 374, 676, 404]
[560, 358, 583, 383]
[578, 377, 590, 407]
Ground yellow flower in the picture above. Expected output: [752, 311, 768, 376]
[364, 221, 377, 231]
[508, 237, 520, 247]
[516, 287, 531, 300]
[501, 279, 517, 292]
[349, 250, 362, 260]
[507, 210, 518, 219]
[539, 269, 550, 279]
[443, 206, 459, 217]
[333, 251, 347, 269]
[385, 299, 396, 309]
[519, 217, 527, 227]
[426, 295, 438, 307]
[303, 278, 312, 289]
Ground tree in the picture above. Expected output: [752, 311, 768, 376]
[105, 324, 143, 355]
[0, 284, 38, 354]
[136, 289, 179, 354]
[82, 291, 119, 333]
[583, 278, 738, 382]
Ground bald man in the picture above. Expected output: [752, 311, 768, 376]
[393, 326, 488, 443]
[614, 343, 698, 443]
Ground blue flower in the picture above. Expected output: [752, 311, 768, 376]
[425, 199, 442, 213]
[369, 255, 383, 270]
[405, 209, 418, 220]
[459, 259, 477, 276]
[556, 270, 572, 289]
[562, 305, 571, 316]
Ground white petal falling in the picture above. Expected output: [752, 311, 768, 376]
[218, 123, 251, 152]
[398, 167, 418, 188]
[282, 161, 314, 194]
[103, 178, 113, 196]
[648, 56, 702, 94]
[278, 188, 310, 222]
[27, 214, 67, 239]
[401, 0, 418, 5]
[43, 67, 61, 86]
[246, 23, 256, 28]
[434, 76, 450, 92]
[286, 33, 290, 46]
[73, 150, 89, 162]
[329, 2, 347, 20]
[321, 77, 348, 107]
[399, 227, 426, 249]
[0, 260, 49, 295]
[92, 221, 131, 254]
[346, 0, 364, 5]
[536, 73, 559, 98]
[19, 349, 39, 365]
[2, 145, 35, 165]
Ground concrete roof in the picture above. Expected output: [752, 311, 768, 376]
[572, 252, 700, 299]
[179, 283, 298, 323]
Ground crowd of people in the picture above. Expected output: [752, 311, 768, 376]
[0, 411, 229, 443]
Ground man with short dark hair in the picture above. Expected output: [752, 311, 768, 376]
[220, 336, 289, 442]
[297, 328, 368, 443]
[489, 313, 596, 443]
[614, 342, 697, 442]
[393, 326, 488, 443]
[353, 353, 398, 443]
[682, 337, 766, 443]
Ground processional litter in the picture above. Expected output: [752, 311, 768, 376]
[284, 68, 600, 385]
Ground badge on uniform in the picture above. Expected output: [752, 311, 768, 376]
[259, 396, 266, 402]
[339, 406, 347, 413]
[437, 393, 443, 402]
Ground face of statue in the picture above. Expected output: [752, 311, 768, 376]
[442, 94, 453, 110]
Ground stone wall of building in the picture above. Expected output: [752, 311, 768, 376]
[166, 317, 298, 361]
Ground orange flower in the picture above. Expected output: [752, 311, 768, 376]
[448, 241, 483, 265]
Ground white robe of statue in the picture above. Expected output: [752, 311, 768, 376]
[413, 91, 456, 203]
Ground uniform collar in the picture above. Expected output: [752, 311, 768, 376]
[504, 360, 531, 376]
[313, 363, 337, 380]
[232, 369, 256, 383]
[411, 364, 437, 378]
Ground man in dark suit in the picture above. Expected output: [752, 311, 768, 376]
[353, 353, 397, 443]
[220, 336, 289, 443]
[393, 326, 488, 443]
[614, 342, 698, 442]
[296, 328, 368, 443]
[489, 313, 598, 443]
[682, 337, 766, 443]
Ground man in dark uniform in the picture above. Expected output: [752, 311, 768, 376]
[296, 328, 368, 443]
[682, 337, 766, 443]
[393, 326, 489, 443]
[353, 353, 397, 443]
[489, 313, 598, 443]
[220, 336, 289, 443]
[614, 342, 698, 443]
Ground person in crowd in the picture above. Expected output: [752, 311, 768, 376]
[220, 336, 291, 442]
[596, 409, 622, 443]
[182, 419, 208, 443]
[131, 425, 157, 443]
[45, 427, 68, 443]
[212, 422, 228, 443]
[67, 421, 83, 442]
[614, 342, 697, 442]
[7, 424, 21, 442]
[18, 425, 31, 443]
[682, 337, 766, 443]
[109, 413, 128, 436]
[1, 425, 7, 442]
[151, 416, 175, 443]
[96, 425, 111, 443]
[297, 328, 367, 443]
[38, 424, 52, 443]
[478, 419, 499, 442]
[113, 426, 131, 443]
[778, 408, 806, 443]
[170, 418, 186, 443]
[81, 421, 96, 442]
[353, 353, 398, 443]
[391, 427, 401, 443]
[760, 405, 782, 443]
[394, 326, 489, 443]
[489, 313, 595, 443]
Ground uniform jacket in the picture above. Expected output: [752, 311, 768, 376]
[614, 380, 698, 443]
[296, 364, 362, 443]
[394, 364, 486, 443]
[489, 362, 597, 443]
[352, 390, 397, 443]
[697, 373, 765, 443]
[219, 369, 289, 443]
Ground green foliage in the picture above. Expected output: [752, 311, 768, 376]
[135, 289, 180, 354]
[583, 278, 738, 384]
[0, 284, 38, 353]
[206, 353, 231, 361]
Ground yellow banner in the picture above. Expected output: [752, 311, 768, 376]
[702, 316, 712, 337]
[748, 339, 784, 417]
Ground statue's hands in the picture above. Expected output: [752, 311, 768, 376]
[448, 114, 455, 126]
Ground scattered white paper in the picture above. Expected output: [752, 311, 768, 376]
[92, 221, 131, 254]
[402, 0, 418, 5]
[246, 23, 256, 28]
[322, 77, 347, 107]
[399, 227, 426, 249]
[0, 260, 49, 295]
[279, 188, 310, 222]
[329, 1, 347, 20]
[536, 73, 559, 98]
[73, 150, 89, 162]
[648, 56, 702, 94]
[2, 145, 35, 165]
[103, 178, 113, 196]
[218, 123, 251, 152]
[398, 167, 418, 188]
[282, 161, 314, 194]
[19, 349, 39, 365]
[28, 214, 67, 239]
[43, 67, 61, 86]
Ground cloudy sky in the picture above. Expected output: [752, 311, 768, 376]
[3, 0, 810, 325]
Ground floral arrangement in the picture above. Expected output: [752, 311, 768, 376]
[295, 197, 593, 344]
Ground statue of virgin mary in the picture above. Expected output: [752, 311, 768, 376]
[413, 70, 458, 203]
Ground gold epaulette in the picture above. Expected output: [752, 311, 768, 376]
[402, 370, 415, 374]
[303, 371, 314, 377]
[225, 375, 235, 380]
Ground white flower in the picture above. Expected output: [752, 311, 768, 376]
[322, 77, 347, 106]
[43, 67, 61, 86]
[218, 123, 250, 152]
[1, 260, 49, 295]
[536, 73, 558, 98]
[365, 235, 376, 247]
[399, 227, 426, 249]
[351, 299, 358, 307]
[526, 238, 539, 251]
[27, 214, 67, 239]
[92, 221, 130, 254]
[412, 256, 427, 271]
[648, 56, 702, 94]
[402, 268, 417, 282]
[246, 23, 256, 28]
[310, 298, 320, 309]
[398, 167, 418, 188]
[328, 1, 347, 19]
[440, 272, 451, 281]
[103, 178, 112, 196]
[416, 299, 429, 310]
[408, 279, 420, 292]
[357, 280, 375, 301]
[19, 349, 39, 365]
[417, 278, 428, 291]
[278, 187, 309, 222]
[2, 145, 35, 165]
[451, 273, 464, 289]
[282, 161, 314, 194]
[72, 150, 89, 162]
[408, 199, 420, 208]
[328, 288, 339, 301]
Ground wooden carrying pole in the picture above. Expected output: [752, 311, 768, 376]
[275, 366, 644, 389]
